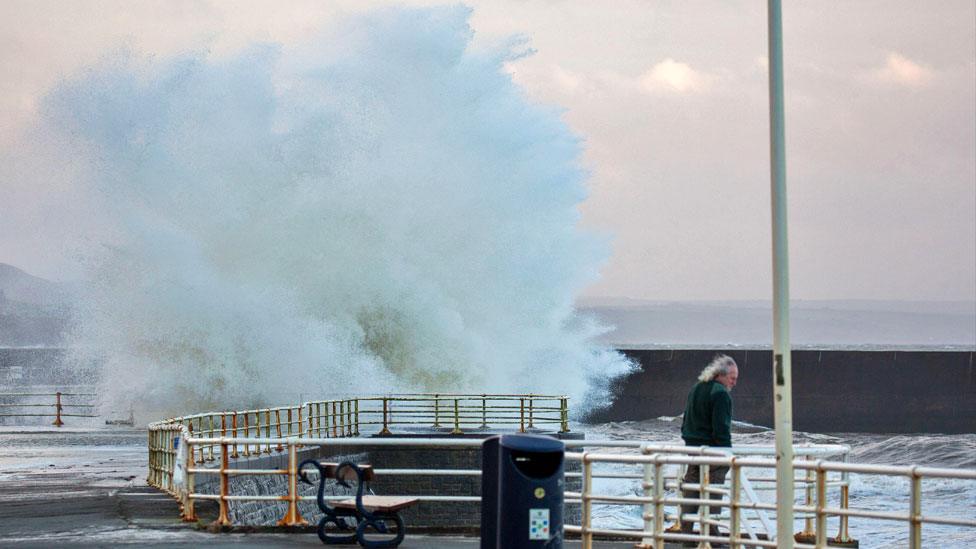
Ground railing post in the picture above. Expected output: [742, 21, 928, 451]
[230, 413, 239, 459]
[331, 402, 338, 438]
[909, 468, 922, 549]
[797, 455, 815, 541]
[699, 463, 709, 543]
[215, 441, 231, 526]
[275, 409, 284, 452]
[653, 460, 665, 549]
[243, 413, 252, 457]
[835, 483, 852, 543]
[264, 410, 272, 454]
[380, 398, 392, 435]
[182, 438, 198, 522]
[582, 454, 592, 549]
[52, 392, 64, 427]
[206, 416, 216, 462]
[730, 458, 741, 549]
[277, 442, 308, 526]
[560, 397, 569, 433]
[354, 399, 360, 435]
[528, 394, 535, 429]
[815, 464, 827, 547]
[433, 395, 441, 428]
[519, 398, 526, 433]
[480, 394, 489, 430]
[451, 399, 462, 435]
[286, 408, 293, 438]
[346, 400, 353, 436]
[297, 406, 304, 439]
[315, 403, 321, 437]
[640, 459, 654, 547]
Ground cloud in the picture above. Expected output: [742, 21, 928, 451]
[639, 58, 714, 93]
[870, 52, 934, 87]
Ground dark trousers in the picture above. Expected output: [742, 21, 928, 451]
[679, 463, 730, 534]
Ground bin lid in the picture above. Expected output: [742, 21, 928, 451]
[499, 434, 564, 453]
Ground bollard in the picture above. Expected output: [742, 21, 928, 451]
[52, 392, 64, 427]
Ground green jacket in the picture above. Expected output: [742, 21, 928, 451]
[680, 380, 733, 447]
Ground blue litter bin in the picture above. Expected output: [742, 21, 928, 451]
[481, 434, 565, 548]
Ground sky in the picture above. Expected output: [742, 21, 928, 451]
[1, 0, 974, 303]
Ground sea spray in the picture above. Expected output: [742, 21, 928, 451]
[8, 6, 632, 421]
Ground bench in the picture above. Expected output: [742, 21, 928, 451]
[298, 459, 419, 548]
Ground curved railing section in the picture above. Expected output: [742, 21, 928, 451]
[147, 396, 976, 547]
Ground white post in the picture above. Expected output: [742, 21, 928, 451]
[767, 0, 795, 546]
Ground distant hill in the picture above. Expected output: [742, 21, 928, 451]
[0, 263, 70, 346]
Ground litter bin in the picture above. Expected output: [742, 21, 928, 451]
[481, 434, 565, 548]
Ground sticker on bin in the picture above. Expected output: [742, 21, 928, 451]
[529, 508, 550, 540]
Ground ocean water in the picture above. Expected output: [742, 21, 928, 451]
[581, 418, 976, 548]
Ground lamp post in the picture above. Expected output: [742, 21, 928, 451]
[767, 0, 795, 546]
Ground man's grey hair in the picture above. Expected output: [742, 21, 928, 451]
[698, 354, 738, 382]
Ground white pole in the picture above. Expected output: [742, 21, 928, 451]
[767, 0, 794, 546]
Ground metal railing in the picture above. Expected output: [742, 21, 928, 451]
[150, 393, 569, 466]
[569, 450, 976, 549]
[0, 391, 97, 426]
[147, 398, 976, 547]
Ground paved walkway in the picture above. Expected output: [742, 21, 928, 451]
[0, 428, 652, 547]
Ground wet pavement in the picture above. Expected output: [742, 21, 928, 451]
[0, 427, 640, 547]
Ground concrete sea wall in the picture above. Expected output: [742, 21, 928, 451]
[589, 348, 976, 433]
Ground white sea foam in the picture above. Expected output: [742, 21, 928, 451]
[5, 6, 632, 421]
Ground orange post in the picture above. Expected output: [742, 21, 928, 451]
[277, 443, 309, 527]
[52, 392, 64, 427]
[275, 410, 284, 452]
[230, 413, 239, 459]
[242, 413, 251, 457]
[214, 442, 231, 526]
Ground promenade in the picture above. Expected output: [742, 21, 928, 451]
[0, 427, 638, 548]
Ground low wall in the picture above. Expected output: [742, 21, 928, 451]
[589, 348, 976, 433]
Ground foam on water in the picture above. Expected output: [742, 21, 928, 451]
[5, 6, 632, 421]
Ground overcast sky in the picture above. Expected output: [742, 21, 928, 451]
[1, 1, 974, 302]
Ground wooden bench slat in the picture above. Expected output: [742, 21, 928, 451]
[319, 462, 375, 482]
[332, 496, 420, 513]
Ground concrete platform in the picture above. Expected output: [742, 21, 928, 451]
[0, 427, 648, 547]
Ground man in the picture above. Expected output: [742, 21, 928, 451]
[678, 354, 738, 541]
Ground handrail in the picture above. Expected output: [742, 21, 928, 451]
[146, 400, 976, 547]
[0, 391, 98, 426]
[569, 450, 976, 549]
